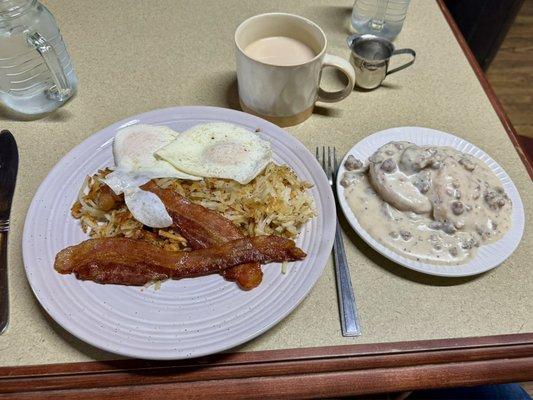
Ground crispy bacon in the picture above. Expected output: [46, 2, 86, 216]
[142, 181, 264, 290]
[55, 236, 305, 286]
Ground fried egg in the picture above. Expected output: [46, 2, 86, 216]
[113, 124, 200, 180]
[156, 122, 272, 184]
[103, 124, 200, 228]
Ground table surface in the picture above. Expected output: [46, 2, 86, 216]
[0, 0, 531, 368]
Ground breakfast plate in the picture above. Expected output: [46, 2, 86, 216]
[22, 106, 336, 360]
[336, 126, 524, 277]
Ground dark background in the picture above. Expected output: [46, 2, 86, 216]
[444, 0, 524, 70]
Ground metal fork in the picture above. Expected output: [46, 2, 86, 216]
[316, 146, 361, 337]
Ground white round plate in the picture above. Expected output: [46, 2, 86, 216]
[23, 106, 336, 360]
[336, 127, 525, 277]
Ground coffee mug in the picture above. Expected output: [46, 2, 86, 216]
[347, 34, 416, 90]
[235, 13, 356, 127]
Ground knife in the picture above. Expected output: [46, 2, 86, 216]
[0, 130, 18, 334]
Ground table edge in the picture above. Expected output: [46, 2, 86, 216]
[1, 333, 532, 398]
[2, 1, 531, 398]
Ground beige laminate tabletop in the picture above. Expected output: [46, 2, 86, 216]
[0, 0, 531, 367]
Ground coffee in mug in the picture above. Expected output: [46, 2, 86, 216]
[244, 36, 316, 66]
[235, 13, 356, 127]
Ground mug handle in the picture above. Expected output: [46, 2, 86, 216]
[317, 54, 356, 103]
[27, 32, 72, 102]
[387, 48, 416, 75]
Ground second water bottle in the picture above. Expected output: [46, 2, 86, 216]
[351, 0, 411, 41]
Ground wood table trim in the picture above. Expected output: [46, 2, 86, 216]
[2, 1, 531, 398]
[1, 333, 532, 398]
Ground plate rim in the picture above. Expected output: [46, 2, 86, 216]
[22, 106, 336, 359]
[335, 126, 525, 278]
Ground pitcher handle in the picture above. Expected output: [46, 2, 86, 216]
[27, 32, 72, 101]
[387, 48, 416, 75]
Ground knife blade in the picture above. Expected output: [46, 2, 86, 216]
[0, 130, 19, 334]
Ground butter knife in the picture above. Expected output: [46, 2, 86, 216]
[0, 130, 18, 334]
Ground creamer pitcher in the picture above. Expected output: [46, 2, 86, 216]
[0, 0, 77, 117]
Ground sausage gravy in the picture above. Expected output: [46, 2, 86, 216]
[341, 141, 512, 265]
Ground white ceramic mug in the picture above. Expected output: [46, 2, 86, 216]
[235, 13, 356, 127]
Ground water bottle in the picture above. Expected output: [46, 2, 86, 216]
[0, 0, 77, 118]
[351, 0, 411, 41]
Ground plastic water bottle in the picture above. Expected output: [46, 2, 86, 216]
[0, 0, 77, 118]
[351, 0, 411, 41]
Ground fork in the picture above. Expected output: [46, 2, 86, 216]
[316, 146, 361, 337]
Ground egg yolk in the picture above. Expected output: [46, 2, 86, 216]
[202, 142, 247, 165]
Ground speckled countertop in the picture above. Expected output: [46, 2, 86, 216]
[0, 0, 531, 367]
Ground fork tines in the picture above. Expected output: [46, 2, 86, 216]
[316, 146, 337, 185]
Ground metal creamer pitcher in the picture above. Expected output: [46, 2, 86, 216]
[347, 33, 415, 90]
[0, 0, 77, 117]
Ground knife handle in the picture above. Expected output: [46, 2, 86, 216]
[0, 231, 8, 334]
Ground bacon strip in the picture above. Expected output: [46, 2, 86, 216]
[142, 181, 263, 290]
[55, 236, 305, 286]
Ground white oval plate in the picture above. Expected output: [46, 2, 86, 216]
[23, 106, 336, 360]
[336, 127, 525, 277]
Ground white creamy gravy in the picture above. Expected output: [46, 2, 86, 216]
[342, 141, 512, 265]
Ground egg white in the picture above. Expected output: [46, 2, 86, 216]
[123, 187, 173, 228]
